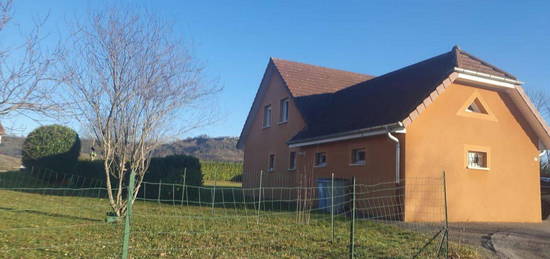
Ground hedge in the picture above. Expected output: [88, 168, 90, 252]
[201, 161, 243, 182]
[74, 155, 202, 187]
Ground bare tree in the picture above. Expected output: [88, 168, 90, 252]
[58, 7, 217, 216]
[527, 88, 550, 174]
[0, 0, 60, 119]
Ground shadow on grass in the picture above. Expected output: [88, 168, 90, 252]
[0, 206, 102, 222]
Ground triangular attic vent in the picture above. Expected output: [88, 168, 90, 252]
[466, 98, 488, 114]
[457, 91, 497, 122]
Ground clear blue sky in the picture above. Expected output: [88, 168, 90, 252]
[4, 0, 550, 137]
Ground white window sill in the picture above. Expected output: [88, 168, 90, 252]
[314, 164, 327, 168]
[467, 166, 490, 171]
[349, 162, 365, 167]
[278, 121, 288, 125]
[288, 168, 296, 172]
[262, 125, 271, 129]
[267, 169, 274, 173]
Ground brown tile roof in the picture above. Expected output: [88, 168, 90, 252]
[289, 46, 520, 143]
[454, 46, 517, 80]
[271, 58, 374, 97]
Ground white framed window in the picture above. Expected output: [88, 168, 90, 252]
[263, 104, 271, 128]
[288, 151, 296, 171]
[351, 148, 366, 165]
[467, 151, 488, 169]
[268, 154, 275, 172]
[280, 98, 289, 123]
[314, 152, 327, 167]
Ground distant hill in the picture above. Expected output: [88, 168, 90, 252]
[152, 136, 243, 162]
[0, 135, 242, 163]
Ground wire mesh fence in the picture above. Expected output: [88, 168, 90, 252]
[0, 168, 482, 258]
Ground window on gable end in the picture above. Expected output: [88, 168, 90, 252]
[279, 98, 289, 123]
[263, 105, 272, 128]
[466, 98, 488, 114]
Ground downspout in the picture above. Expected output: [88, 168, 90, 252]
[386, 128, 400, 184]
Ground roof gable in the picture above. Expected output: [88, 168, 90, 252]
[237, 58, 373, 148]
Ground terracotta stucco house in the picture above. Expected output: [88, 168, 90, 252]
[237, 46, 550, 222]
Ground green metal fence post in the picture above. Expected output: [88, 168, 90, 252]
[158, 179, 162, 204]
[212, 170, 217, 214]
[181, 168, 187, 206]
[121, 170, 136, 259]
[349, 176, 356, 259]
[257, 170, 263, 224]
[172, 183, 176, 205]
[331, 172, 335, 243]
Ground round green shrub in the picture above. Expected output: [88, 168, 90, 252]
[22, 125, 81, 174]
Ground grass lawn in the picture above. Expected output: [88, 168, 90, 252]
[0, 172, 481, 258]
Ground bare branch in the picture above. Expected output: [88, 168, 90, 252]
[0, 0, 62, 121]
[59, 6, 219, 216]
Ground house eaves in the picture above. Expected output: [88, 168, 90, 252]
[287, 122, 405, 148]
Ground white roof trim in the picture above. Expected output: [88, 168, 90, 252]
[289, 125, 405, 148]
[454, 67, 523, 90]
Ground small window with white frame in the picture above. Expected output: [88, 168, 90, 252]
[288, 151, 296, 171]
[467, 151, 488, 169]
[280, 98, 289, 123]
[263, 105, 272, 128]
[351, 148, 366, 165]
[268, 154, 275, 172]
[314, 152, 327, 167]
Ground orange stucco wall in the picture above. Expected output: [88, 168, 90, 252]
[242, 69, 307, 189]
[297, 135, 403, 185]
[405, 82, 542, 222]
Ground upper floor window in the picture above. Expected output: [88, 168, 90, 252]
[314, 152, 327, 167]
[268, 154, 275, 172]
[351, 148, 366, 165]
[263, 104, 272, 128]
[288, 151, 296, 171]
[280, 98, 289, 123]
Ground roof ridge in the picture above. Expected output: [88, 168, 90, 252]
[335, 50, 454, 94]
[271, 57, 373, 78]
[452, 45, 462, 67]
[456, 49, 517, 80]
